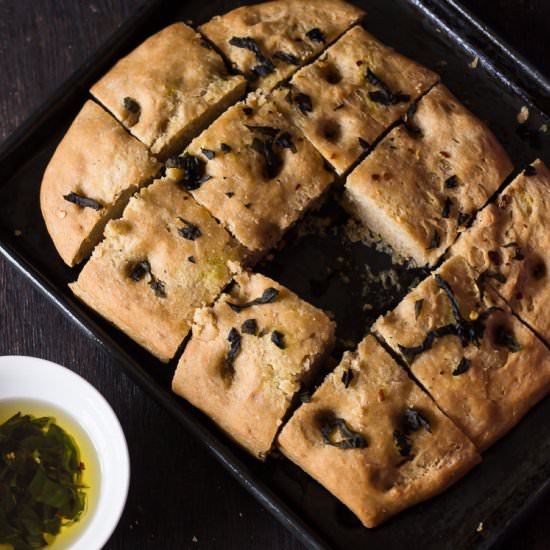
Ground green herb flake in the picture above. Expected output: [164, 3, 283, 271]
[177, 218, 202, 241]
[365, 69, 410, 106]
[149, 279, 166, 298]
[403, 408, 431, 433]
[241, 318, 258, 335]
[341, 368, 354, 388]
[321, 418, 367, 449]
[271, 330, 285, 349]
[63, 192, 103, 211]
[393, 429, 412, 457]
[226, 287, 279, 313]
[129, 260, 151, 282]
[273, 51, 299, 65]
[201, 148, 215, 160]
[0, 413, 87, 549]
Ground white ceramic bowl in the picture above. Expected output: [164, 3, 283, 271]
[0, 356, 130, 550]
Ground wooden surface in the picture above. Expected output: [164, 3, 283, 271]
[0, 1, 549, 548]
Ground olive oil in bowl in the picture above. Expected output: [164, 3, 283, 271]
[0, 399, 100, 550]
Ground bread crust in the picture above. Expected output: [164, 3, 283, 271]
[40, 100, 160, 266]
[200, 0, 365, 91]
[450, 159, 550, 343]
[278, 335, 480, 527]
[374, 256, 550, 450]
[274, 25, 439, 174]
[182, 92, 333, 252]
[70, 178, 246, 362]
[345, 84, 513, 266]
[172, 271, 335, 459]
[91, 22, 246, 158]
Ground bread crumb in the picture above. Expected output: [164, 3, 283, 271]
[517, 106, 529, 124]
[540, 123, 548, 133]
[57, 209, 67, 219]
[13, 229, 22, 237]
[476, 521, 484, 532]
[468, 56, 479, 69]
[192, 535, 198, 543]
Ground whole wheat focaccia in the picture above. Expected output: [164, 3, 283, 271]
[168, 91, 334, 253]
[199, 0, 365, 92]
[70, 178, 246, 362]
[374, 256, 550, 451]
[40, 100, 161, 267]
[277, 334, 480, 528]
[90, 22, 246, 159]
[172, 270, 335, 459]
[273, 25, 439, 174]
[450, 159, 550, 343]
[344, 84, 513, 266]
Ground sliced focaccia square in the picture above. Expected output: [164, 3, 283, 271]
[40, 100, 161, 267]
[344, 84, 513, 266]
[374, 256, 550, 451]
[199, 0, 364, 92]
[450, 159, 550, 343]
[172, 271, 335, 459]
[169, 92, 334, 253]
[70, 178, 246, 362]
[90, 22, 246, 158]
[277, 334, 480, 528]
[273, 25, 439, 174]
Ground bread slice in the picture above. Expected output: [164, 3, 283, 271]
[345, 84, 513, 266]
[277, 334, 480, 528]
[70, 178, 246, 362]
[40, 100, 160, 267]
[90, 22, 246, 159]
[273, 25, 439, 174]
[199, 0, 365, 92]
[170, 91, 334, 253]
[374, 256, 550, 451]
[172, 271, 335, 459]
[450, 159, 550, 344]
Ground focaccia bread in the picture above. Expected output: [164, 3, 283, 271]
[172, 271, 335, 459]
[450, 159, 550, 343]
[199, 0, 365, 91]
[374, 256, 550, 450]
[170, 91, 334, 253]
[273, 25, 439, 174]
[40, 100, 160, 267]
[277, 335, 480, 528]
[344, 84, 513, 266]
[91, 22, 246, 158]
[70, 178, 246, 362]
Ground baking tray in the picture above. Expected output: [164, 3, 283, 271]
[0, 1, 549, 548]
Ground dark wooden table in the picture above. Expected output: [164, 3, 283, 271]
[0, 1, 549, 548]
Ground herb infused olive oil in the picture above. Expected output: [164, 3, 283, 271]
[0, 400, 100, 550]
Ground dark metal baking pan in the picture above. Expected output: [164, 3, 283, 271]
[0, 1, 549, 548]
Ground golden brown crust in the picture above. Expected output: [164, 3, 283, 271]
[172, 271, 335, 459]
[199, 0, 365, 91]
[40, 100, 160, 266]
[277, 335, 480, 527]
[179, 92, 333, 252]
[90, 22, 246, 158]
[273, 25, 439, 174]
[344, 84, 513, 266]
[70, 178, 246, 362]
[450, 159, 550, 343]
[374, 256, 550, 450]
